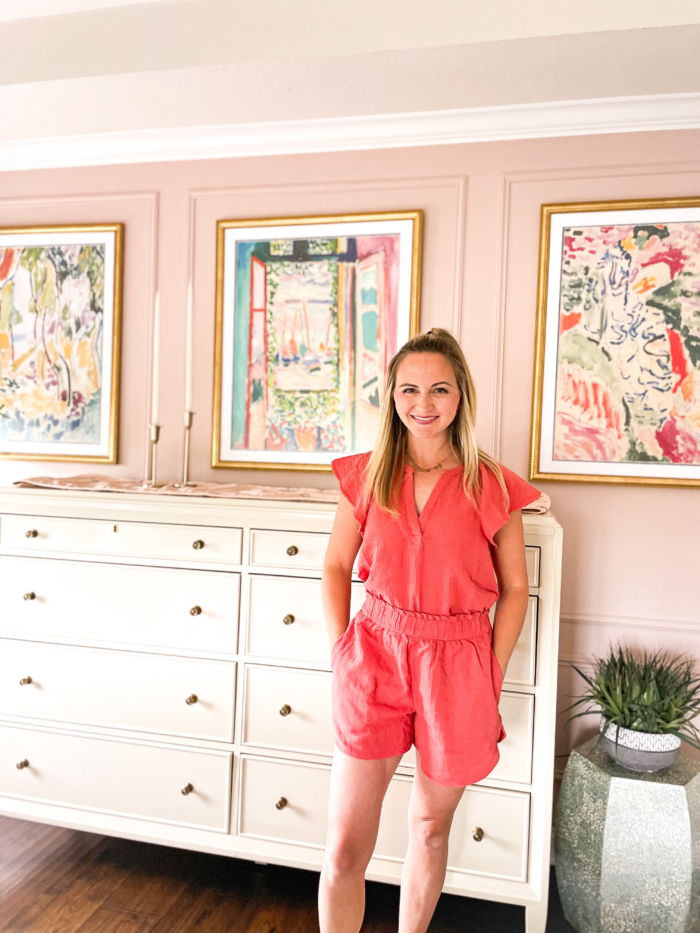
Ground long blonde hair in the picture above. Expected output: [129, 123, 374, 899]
[362, 328, 508, 516]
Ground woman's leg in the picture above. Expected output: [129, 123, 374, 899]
[319, 746, 403, 933]
[398, 751, 466, 933]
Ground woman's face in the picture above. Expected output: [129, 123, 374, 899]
[393, 352, 461, 441]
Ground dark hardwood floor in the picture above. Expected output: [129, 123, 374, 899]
[0, 816, 575, 932]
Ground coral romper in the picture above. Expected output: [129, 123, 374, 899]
[330, 452, 540, 787]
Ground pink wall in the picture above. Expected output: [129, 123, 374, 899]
[2, 130, 699, 772]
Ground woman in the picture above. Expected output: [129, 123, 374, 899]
[318, 328, 540, 933]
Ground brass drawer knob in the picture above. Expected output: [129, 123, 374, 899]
[185, 694, 198, 705]
[275, 797, 288, 810]
[190, 606, 202, 616]
[26, 529, 38, 538]
[279, 704, 291, 717]
[286, 545, 298, 556]
[181, 783, 194, 796]
[192, 540, 205, 550]
[16, 759, 29, 770]
[19, 677, 33, 686]
[472, 827, 484, 842]
[23, 592, 36, 601]
[283, 614, 295, 625]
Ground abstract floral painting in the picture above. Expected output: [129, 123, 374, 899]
[0, 226, 122, 462]
[531, 200, 700, 486]
[213, 214, 421, 470]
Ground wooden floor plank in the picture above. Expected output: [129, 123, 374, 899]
[75, 908, 161, 933]
[1, 824, 75, 892]
[0, 829, 107, 928]
[0, 820, 67, 864]
[2, 838, 133, 933]
[147, 886, 233, 933]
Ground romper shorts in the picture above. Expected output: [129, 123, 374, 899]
[331, 591, 506, 788]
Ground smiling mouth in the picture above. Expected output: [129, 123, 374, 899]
[411, 415, 439, 424]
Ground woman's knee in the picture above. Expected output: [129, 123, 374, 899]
[408, 814, 452, 852]
[324, 829, 374, 878]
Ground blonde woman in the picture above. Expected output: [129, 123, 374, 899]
[318, 328, 540, 933]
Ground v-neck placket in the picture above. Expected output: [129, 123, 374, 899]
[404, 465, 460, 540]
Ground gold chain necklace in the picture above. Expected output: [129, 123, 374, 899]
[407, 446, 453, 473]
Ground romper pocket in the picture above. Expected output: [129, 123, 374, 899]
[331, 617, 356, 667]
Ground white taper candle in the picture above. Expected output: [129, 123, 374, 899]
[151, 290, 160, 425]
[184, 278, 193, 412]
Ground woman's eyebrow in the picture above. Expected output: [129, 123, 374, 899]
[397, 380, 453, 388]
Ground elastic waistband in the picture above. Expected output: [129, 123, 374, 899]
[357, 592, 492, 641]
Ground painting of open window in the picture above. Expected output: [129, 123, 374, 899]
[212, 213, 422, 470]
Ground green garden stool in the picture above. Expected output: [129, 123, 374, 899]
[555, 735, 700, 933]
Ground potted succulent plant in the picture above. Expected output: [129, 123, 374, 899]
[563, 645, 700, 772]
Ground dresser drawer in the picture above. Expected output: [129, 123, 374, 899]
[246, 575, 365, 663]
[239, 755, 330, 847]
[376, 776, 530, 882]
[400, 691, 534, 785]
[250, 530, 330, 571]
[238, 755, 530, 881]
[0, 515, 242, 565]
[0, 724, 232, 832]
[242, 665, 334, 755]
[489, 596, 538, 687]
[0, 557, 240, 654]
[0, 641, 236, 742]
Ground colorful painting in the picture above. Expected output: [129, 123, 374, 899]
[531, 200, 700, 486]
[213, 214, 421, 470]
[0, 226, 122, 462]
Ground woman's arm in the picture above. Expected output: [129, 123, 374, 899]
[491, 509, 530, 679]
[322, 494, 363, 650]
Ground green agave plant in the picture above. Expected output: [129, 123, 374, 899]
[561, 644, 700, 752]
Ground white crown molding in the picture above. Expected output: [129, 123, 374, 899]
[1, 92, 699, 172]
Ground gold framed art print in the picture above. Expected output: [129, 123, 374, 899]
[530, 197, 700, 487]
[0, 224, 123, 463]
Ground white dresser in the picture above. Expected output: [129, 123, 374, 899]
[0, 489, 562, 933]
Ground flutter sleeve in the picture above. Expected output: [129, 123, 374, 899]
[479, 462, 541, 547]
[331, 452, 372, 535]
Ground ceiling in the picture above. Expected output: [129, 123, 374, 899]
[0, 0, 698, 164]
[1, 0, 699, 84]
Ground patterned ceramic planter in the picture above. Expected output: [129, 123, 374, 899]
[598, 717, 682, 772]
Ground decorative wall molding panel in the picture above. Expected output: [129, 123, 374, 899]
[557, 655, 596, 670]
[560, 612, 700, 635]
[1, 93, 699, 173]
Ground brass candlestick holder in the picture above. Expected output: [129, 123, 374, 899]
[142, 424, 164, 488]
[173, 411, 195, 488]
